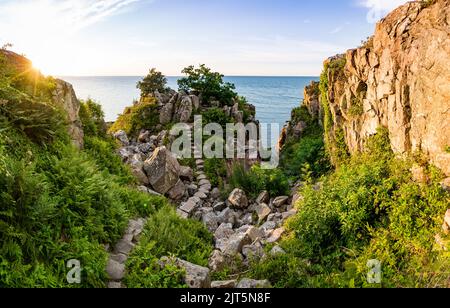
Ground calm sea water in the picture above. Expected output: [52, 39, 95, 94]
[62, 76, 319, 145]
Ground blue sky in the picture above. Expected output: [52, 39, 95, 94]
[0, 0, 408, 76]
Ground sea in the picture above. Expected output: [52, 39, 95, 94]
[61, 76, 319, 146]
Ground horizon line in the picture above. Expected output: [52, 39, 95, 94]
[58, 75, 320, 78]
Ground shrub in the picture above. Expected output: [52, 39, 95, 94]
[137, 68, 168, 96]
[230, 164, 290, 198]
[202, 107, 233, 128]
[204, 158, 227, 188]
[79, 99, 106, 138]
[178, 64, 237, 105]
[109, 99, 160, 137]
[124, 205, 214, 288]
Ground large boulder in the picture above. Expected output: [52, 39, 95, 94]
[228, 189, 249, 209]
[159, 102, 174, 125]
[143, 146, 182, 194]
[174, 95, 193, 123]
[236, 279, 271, 289]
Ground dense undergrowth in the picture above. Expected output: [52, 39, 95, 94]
[0, 51, 212, 288]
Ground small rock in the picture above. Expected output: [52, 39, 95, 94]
[228, 189, 249, 209]
[138, 142, 153, 154]
[215, 223, 235, 240]
[236, 279, 271, 289]
[266, 227, 286, 243]
[138, 130, 151, 143]
[209, 250, 227, 272]
[282, 209, 297, 220]
[180, 166, 194, 181]
[107, 281, 123, 289]
[441, 178, 450, 192]
[241, 213, 254, 225]
[213, 202, 227, 212]
[270, 245, 286, 256]
[411, 164, 429, 184]
[445, 209, 450, 229]
[167, 179, 186, 201]
[177, 209, 189, 219]
[260, 221, 277, 234]
[245, 226, 265, 242]
[272, 196, 289, 208]
[219, 232, 251, 256]
[203, 212, 220, 232]
[113, 130, 129, 146]
[211, 280, 237, 289]
[187, 184, 198, 196]
[256, 191, 270, 204]
[110, 253, 128, 264]
[255, 203, 272, 223]
[210, 188, 221, 199]
[106, 259, 125, 281]
[242, 243, 264, 260]
[114, 239, 134, 255]
[195, 191, 208, 200]
[179, 199, 198, 216]
[161, 257, 211, 288]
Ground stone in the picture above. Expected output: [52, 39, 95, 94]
[270, 246, 286, 256]
[266, 228, 286, 244]
[110, 253, 128, 264]
[411, 164, 429, 184]
[242, 243, 264, 260]
[209, 250, 227, 272]
[159, 102, 174, 125]
[214, 223, 235, 240]
[260, 221, 277, 233]
[177, 209, 189, 219]
[228, 189, 249, 209]
[197, 174, 207, 181]
[179, 166, 194, 181]
[106, 259, 125, 281]
[219, 232, 251, 256]
[167, 179, 186, 201]
[441, 178, 450, 192]
[187, 184, 198, 196]
[143, 147, 181, 194]
[195, 191, 208, 200]
[198, 179, 210, 186]
[213, 202, 227, 212]
[282, 209, 297, 220]
[217, 208, 239, 226]
[245, 226, 265, 242]
[179, 200, 198, 216]
[272, 196, 289, 208]
[241, 213, 254, 225]
[137, 142, 153, 154]
[190, 95, 200, 110]
[107, 281, 123, 289]
[210, 188, 221, 199]
[174, 96, 193, 123]
[114, 239, 134, 255]
[211, 280, 236, 289]
[445, 209, 450, 229]
[131, 166, 150, 185]
[236, 279, 271, 289]
[161, 257, 210, 288]
[113, 130, 129, 146]
[256, 191, 270, 204]
[202, 212, 220, 232]
[255, 203, 271, 223]
[138, 130, 151, 143]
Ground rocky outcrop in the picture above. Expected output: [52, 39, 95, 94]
[320, 0, 450, 175]
[52, 79, 84, 149]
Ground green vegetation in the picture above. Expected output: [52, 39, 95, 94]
[280, 105, 331, 180]
[229, 164, 290, 199]
[124, 205, 213, 288]
[109, 99, 160, 137]
[251, 128, 450, 288]
[204, 158, 228, 188]
[202, 107, 232, 129]
[178, 64, 237, 105]
[0, 54, 213, 288]
[137, 68, 168, 96]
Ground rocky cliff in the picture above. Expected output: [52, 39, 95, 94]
[286, 0, 450, 175]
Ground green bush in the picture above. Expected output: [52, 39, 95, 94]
[109, 99, 160, 137]
[124, 205, 214, 288]
[178, 64, 237, 105]
[79, 99, 106, 138]
[137, 68, 168, 96]
[204, 158, 227, 188]
[202, 107, 232, 128]
[230, 164, 290, 198]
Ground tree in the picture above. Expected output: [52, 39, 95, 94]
[137, 68, 168, 96]
[1, 43, 13, 51]
[177, 64, 237, 106]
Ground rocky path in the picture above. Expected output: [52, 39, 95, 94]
[106, 218, 146, 288]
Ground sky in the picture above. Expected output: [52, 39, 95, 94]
[0, 0, 409, 76]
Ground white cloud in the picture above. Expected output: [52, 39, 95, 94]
[358, 0, 410, 23]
